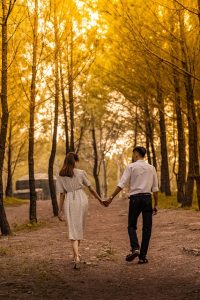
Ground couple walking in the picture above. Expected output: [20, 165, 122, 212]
[57, 146, 159, 270]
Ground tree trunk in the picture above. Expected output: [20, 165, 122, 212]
[145, 123, 151, 165]
[144, 99, 157, 169]
[28, 0, 38, 223]
[102, 157, 108, 198]
[178, 11, 200, 207]
[48, 0, 59, 216]
[91, 124, 101, 196]
[198, 0, 200, 24]
[59, 55, 70, 154]
[5, 120, 13, 197]
[0, 0, 11, 235]
[149, 121, 157, 170]
[133, 106, 138, 148]
[68, 22, 75, 152]
[144, 100, 152, 165]
[157, 84, 171, 196]
[75, 126, 84, 154]
[172, 69, 186, 204]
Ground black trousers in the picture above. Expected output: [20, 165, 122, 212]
[128, 194, 153, 259]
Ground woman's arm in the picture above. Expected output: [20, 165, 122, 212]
[88, 186, 103, 203]
[58, 193, 65, 220]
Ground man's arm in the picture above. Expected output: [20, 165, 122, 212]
[153, 191, 158, 214]
[152, 167, 159, 214]
[104, 165, 131, 206]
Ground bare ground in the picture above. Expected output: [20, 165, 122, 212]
[1, 198, 200, 300]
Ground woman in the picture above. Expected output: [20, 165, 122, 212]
[57, 152, 104, 270]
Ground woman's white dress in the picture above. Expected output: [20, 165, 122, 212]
[56, 169, 91, 240]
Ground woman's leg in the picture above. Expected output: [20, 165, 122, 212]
[78, 240, 81, 258]
[71, 240, 80, 262]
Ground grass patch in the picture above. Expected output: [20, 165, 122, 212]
[158, 192, 199, 210]
[158, 193, 180, 209]
[4, 197, 29, 206]
[12, 221, 47, 232]
[97, 242, 115, 261]
[0, 246, 12, 256]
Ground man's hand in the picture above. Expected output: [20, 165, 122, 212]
[153, 205, 158, 215]
[98, 199, 107, 207]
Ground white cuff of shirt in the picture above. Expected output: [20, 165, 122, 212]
[152, 187, 159, 192]
[117, 183, 124, 189]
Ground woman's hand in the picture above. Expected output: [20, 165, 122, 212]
[58, 210, 64, 221]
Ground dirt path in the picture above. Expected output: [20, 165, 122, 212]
[1, 198, 200, 300]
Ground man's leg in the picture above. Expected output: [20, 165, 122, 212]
[127, 197, 141, 251]
[139, 197, 152, 261]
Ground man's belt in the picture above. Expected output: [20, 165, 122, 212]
[130, 193, 151, 197]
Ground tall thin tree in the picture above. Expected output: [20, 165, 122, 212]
[28, 0, 38, 223]
[0, 0, 16, 235]
[48, 0, 59, 216]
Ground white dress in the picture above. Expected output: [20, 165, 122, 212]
[56, 169, 91, 240]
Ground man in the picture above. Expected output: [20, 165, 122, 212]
[105, 146, 159, 264]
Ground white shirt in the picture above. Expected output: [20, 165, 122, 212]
[118, 160, 159, 196]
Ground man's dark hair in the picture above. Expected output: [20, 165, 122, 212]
[133, 146, 146, 158]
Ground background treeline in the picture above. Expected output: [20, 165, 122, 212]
[0, 0, 200, 235]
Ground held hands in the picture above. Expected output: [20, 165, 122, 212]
[99, 197, 113, 207]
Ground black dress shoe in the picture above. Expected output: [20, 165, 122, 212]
[126, 249, 140, 262]
[138, 258, 148, 264]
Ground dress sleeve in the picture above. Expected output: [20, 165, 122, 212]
[82, 171, 91, 187]
[56, 176, 65, 193]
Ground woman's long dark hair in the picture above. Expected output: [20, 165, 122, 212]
[59, 152, 79, 177]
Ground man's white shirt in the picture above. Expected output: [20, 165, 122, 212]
[118, 160, 159, 196]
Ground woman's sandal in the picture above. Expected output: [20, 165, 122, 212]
[73, 260, 81, 270]
[138, 258, 148, 264]
[73, 255, 81, 270]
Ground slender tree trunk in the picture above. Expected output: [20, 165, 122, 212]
[144, 99, 157, 169]
[169, 14, 186, 204]
[145, 123, 151, 164]
[178, 11, 200, 207]
[48, 0, 59, 216]
[91, 123, 101, 196]
[29, 0, 38, 223]
[75, 126, 84, 154]
[157, 84, 171, 196]
[102, 156, 108, 198]
[149, 121, 157, 170]
[134, 106, 138, 148]
[172, 69, 186, 204]
[5, 120, 13, 197]
[59, 55, 70, 154]
[0, 0, 11, 235]
[144, 100, 152, 165]
[68, 22, 75, 152]
[198, 0, 200, 24]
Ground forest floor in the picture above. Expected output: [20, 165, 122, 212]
[1, 198, 200, 300]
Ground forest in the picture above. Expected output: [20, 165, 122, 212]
[0, 0, 200, 236]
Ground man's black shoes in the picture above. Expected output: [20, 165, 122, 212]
[125, 249, 140, 262]
[138, 258, 148, 264]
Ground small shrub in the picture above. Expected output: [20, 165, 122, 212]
[0, 247, 12, 256]
[12, 221, 47, 232]
[4, 197, 29, 206]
